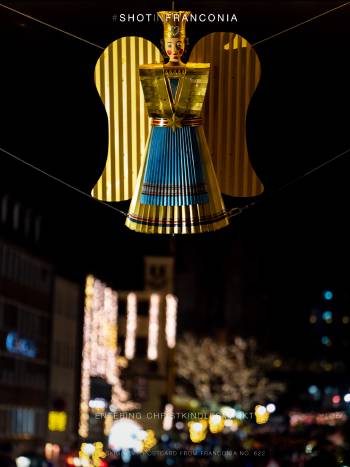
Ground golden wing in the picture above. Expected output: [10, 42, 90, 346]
[190, 32, 264, 197]
[92, 36, 162, 202]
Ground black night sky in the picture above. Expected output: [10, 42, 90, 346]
[1, 0, 350, 360]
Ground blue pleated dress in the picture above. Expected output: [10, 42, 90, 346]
[140, 79, 209, 207]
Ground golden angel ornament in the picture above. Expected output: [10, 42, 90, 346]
[92, 10, 264, 234]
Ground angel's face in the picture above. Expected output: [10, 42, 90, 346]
[166, 37, 185, 62]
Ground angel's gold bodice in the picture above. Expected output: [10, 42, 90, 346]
[139, 63, 210, 119]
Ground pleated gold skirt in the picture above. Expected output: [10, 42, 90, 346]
[125, 126, 229, 234]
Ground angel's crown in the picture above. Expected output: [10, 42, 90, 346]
[157, 10, 191, 40]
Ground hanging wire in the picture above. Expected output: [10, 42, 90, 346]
[227, 205, 255, 220]
[0, 2, 104, 50]
[0, 147, 128, 217]
[1, 1, 349, 52]
[1, 145, 349, 223]
[252, 2, 350, 47]
[227, 147, 350, 219]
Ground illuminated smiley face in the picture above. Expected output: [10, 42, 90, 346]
[166, 38, 185, 62]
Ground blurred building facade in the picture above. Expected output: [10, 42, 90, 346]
[48, 276, 82, 447]
[117, 290, 177, 431]
[0, 239, 52, 445]
[79, 256, 177, 442]
[0, 193, 82, 453]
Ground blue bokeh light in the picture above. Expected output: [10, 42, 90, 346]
[322, 311, 333, 321]
[321, 336, 331, 345]
[323, 290, 333, 301]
